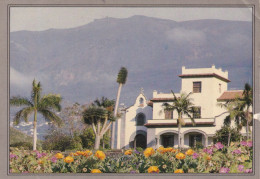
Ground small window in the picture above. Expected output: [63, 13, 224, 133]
[136, 113, 145, 126]
[164, 110, 173, 119]
[139, 98, 144, 105]
[219, 84, 222, 93]
[193, 82, 201, 93]
[193, 107, 201, 119]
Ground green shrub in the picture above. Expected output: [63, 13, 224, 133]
[213, 126, 242, 145]
[42, 131, 82, 151]
[10, 142, 33, 150]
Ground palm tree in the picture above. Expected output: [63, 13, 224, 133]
[217, 83, 252, 142]
[238, 83, 253, 139]
[10, 79, 62, 150]
[162, 90, 196, 149]
[111, 67, 128, 149]
[217, 101, 240, 146]
[82, 98, 116, 149]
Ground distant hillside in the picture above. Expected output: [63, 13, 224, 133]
[9, 127, 42, 149]
[10, 16, 252, 105]
[10, 16, 252, 138]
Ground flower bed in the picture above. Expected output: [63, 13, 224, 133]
[9, 141, 253, 174]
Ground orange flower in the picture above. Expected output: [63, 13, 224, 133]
[91, 169, 102, 173]
[165, 147, 174, 153]
[174, 169, 184, 173]
[76, 151, 85, 156]
[148, 166, 159, 173]
[176, 153, 186, 160]
[95, 150, 106, 160]
[83, 150, 93, 157]
[185, 149, 194, 156]
[64, 156, 74, 163]
[38, 160, 43, 164]
[157, 146, 165, 154]
[124, 150, 132, 155]
[144, 148, 155, 158]
[55, 153, 64, 159]
[206, 155, 212, 160]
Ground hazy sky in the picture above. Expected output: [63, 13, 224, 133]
[10, 7, 252, 32]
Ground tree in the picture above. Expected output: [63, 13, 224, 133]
[82, 97, 116, 149]
[10, 79, 62, 150]
[162, 90, 196, 149]
[235, 83, 253, 139]
[111, 67, 128, 149]
[217, 101, 240, 146]
[241, 83, 253, 139]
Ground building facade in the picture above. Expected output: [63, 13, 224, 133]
[112, 65, 249, 149]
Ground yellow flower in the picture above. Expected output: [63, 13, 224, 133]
[69, 153, 74, 156]
[165, 147, 175, 153]
[144, 148, 155, 158]
[76, 151, 85, 156]
[55, 153, 64, 159]
[157, 146, 165, 154]
[91, 169, 102, 173]
[83, 150, 93, 157]
[174, 169, 184, 173]
[38, 160, 43, 164]
[124, 150, 132, 155]
[206, 155, 211, 160]
[185, 149, 194, 156]
[64, 156, 74, 163]
[148, 166, 159, 173]
[95, 150, 106, 160]
[176, 153, 186, 160]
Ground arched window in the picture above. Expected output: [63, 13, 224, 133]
[136, 113, 146, 126]
[139, 97, 144, 105]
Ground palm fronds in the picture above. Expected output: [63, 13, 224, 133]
[116, 67, 128, 84]
[39, 109, 63, 127]
[38, 94, 62, 112]
[10, 96, 33, 107]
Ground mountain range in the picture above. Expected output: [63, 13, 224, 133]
[10, 15, 252, 138]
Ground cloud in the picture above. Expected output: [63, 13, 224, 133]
[166, 28, 206, 43]
[10, 67, 33, 89]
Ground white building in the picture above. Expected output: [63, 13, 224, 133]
[112, 65, 250, 149]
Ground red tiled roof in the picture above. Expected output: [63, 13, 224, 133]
[144, 122, 214, 127]
[217, 90, 243, 101]
[150, 98, 175, 102]
[178, 73, 231, 82]
[147, 100, 153, 107]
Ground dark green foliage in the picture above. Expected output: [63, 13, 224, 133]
[135, 147, 144, 153]
[42, 131, 82, 151]
[79, 127, 95, 149]
[116, 67, 128, 84]
[10, 142, 33, 150]
[194, 141, 204, 149]
[213, 126, 242, 145]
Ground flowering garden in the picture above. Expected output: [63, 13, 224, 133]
[9, 140, 253, 174]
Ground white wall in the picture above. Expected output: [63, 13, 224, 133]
[121, 93, 152, 149]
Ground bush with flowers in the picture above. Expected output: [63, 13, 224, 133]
[9, 141, 253, 174]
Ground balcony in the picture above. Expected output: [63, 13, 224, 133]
[144, 118, 215, 127]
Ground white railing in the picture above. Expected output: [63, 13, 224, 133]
[147, 118, 215, 124]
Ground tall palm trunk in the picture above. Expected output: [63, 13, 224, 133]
[227, 129, 231, 146]
[178, 122, 181, 149]
[177, 112, 182, 149]
[111, 83, 122, 149]
[33, 110, 37, 150]
[246, 110, 250, 140]
[94, 135, 101, 149]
